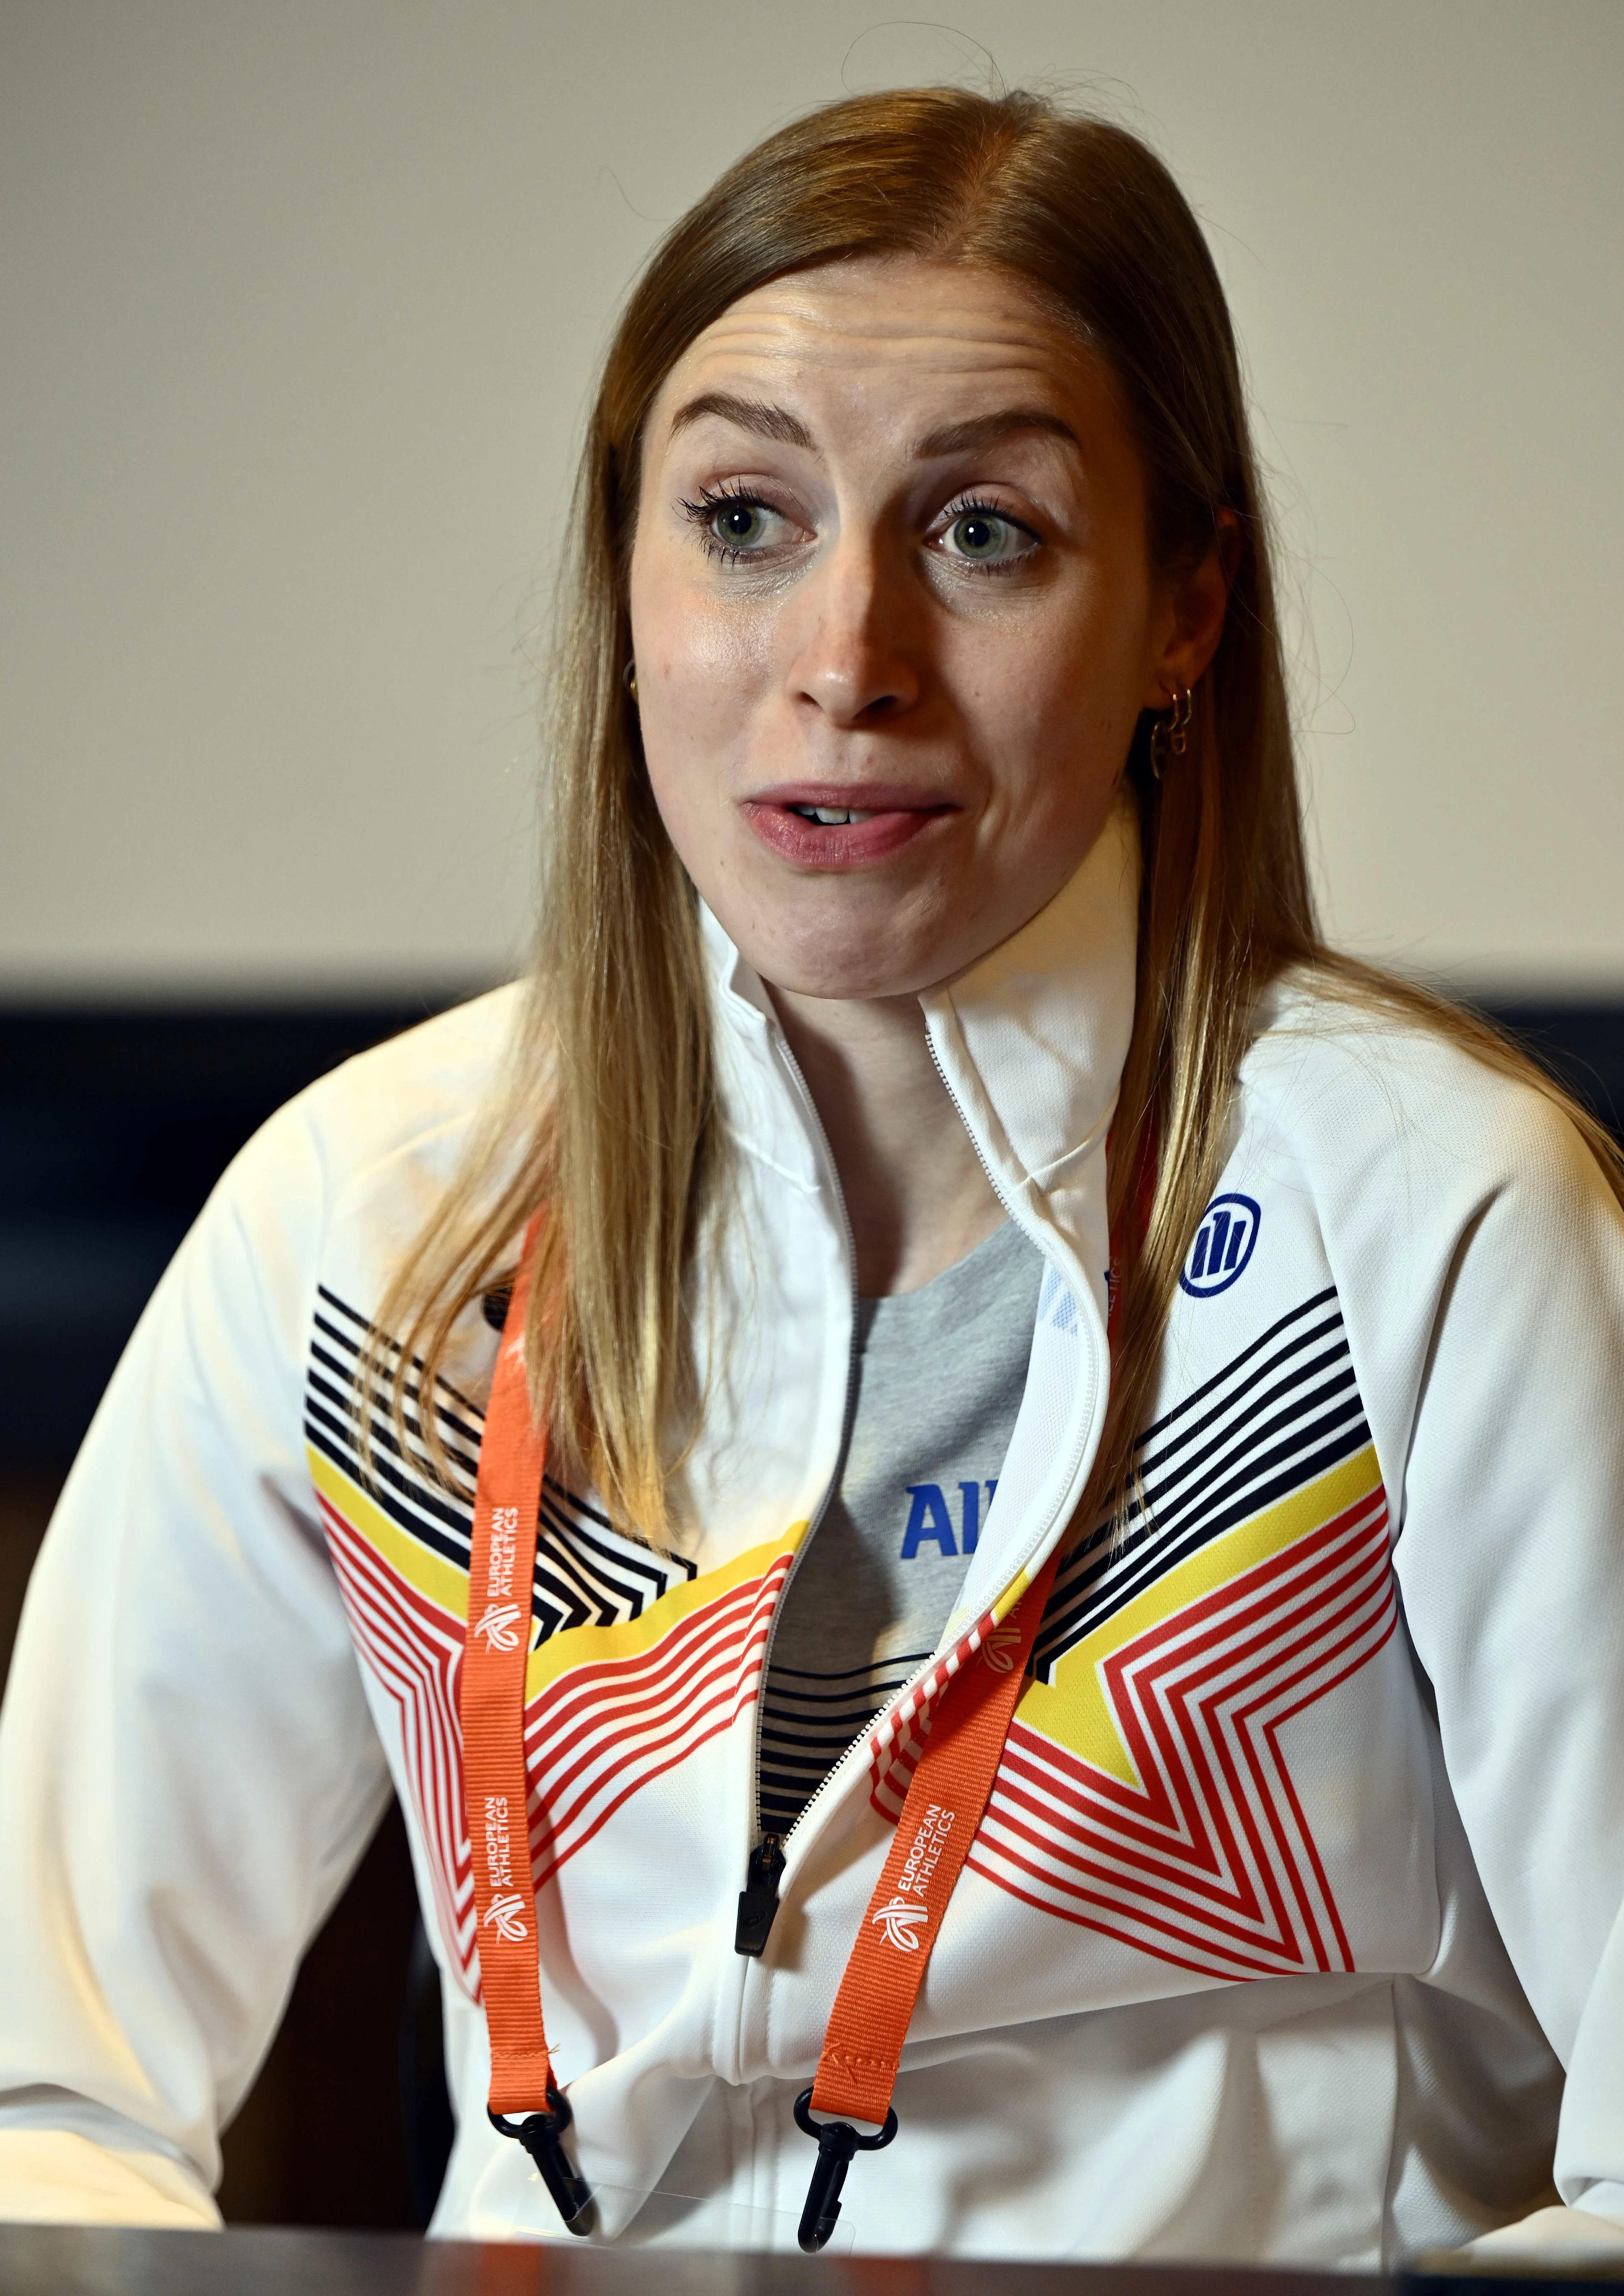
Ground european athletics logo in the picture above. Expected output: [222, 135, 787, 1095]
[869, 1896, 930, 1950]
[1179, 1194, 1261, 1299]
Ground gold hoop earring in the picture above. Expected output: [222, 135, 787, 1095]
[623, 659, 639, 704]
[1150, 684, 1193, 781]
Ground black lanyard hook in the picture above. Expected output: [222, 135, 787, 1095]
[793, 2086, 898, 2253]
[489, 2084, 595, 2236]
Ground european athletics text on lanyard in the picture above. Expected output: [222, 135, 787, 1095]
[461, 1208, 1125, 2249]
[458, 1218, 593, 2233]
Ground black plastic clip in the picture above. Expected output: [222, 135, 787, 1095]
[489, 2086, 595, 2236]
[734, 1833, 786, 1956]
[793, 2086, 897, 2254]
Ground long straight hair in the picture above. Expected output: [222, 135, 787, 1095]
[375, 87, 1624, 1542]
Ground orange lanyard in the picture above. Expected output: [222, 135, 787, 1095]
[461, 1211, 1124, 2249]
[791, 1539, 1062, 2247]
[460, 1218, 593, 2233]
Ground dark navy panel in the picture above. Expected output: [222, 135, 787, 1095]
[0, 995, 483, 1461]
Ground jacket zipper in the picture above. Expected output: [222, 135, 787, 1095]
[734, 1831, 787, 1956]
[733, 1030, 861, 1956]
[733, 1022, 1043, 1952]
[743, 1036, 1040, 1852]
[924, 1031, 1017, 1216]
[927, 1028, 1111, 1578]
[724, 1007, 1113, 2145]
[732, 1019, 1110, 1957]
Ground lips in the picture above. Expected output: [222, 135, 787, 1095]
[741, 783, 955, 869]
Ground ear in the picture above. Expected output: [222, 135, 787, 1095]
[1141, 510, 1239, 708]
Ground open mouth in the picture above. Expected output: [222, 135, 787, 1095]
[741, 783, 956, 869]
[743, 795, 952, 869]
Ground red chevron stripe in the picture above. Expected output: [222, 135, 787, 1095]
[532, 1567, 780, 1755]
[1104, 1504, 1388, 1964]
[318, 1490, 790, 1957]
[963, 1485, 1395, 1977]
[971, 1825, 1298, 1979]
[318, 1496, 477, 1982]
[330, 1521, 468, 1855]
[1201, 1515, 1397, 1966]
[524, 1557, 791, 1885]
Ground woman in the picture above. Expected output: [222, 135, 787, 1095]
[4, 86, 1624, 2265]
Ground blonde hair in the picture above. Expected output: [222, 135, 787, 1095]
[374, 87, 1624, 1542]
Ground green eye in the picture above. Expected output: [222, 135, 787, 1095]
[713, 501, 769, 547]
[952, 513, 1005, 557]
[946, 508, 1033, 564]
[680, 486, 791, 560]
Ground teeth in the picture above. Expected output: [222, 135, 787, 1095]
[792, 805, 878, 825]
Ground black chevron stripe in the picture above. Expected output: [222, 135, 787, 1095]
[304, 1286, 693, 1647]
[757, 1654, 929, 1835]
[1033, 1288, 1374, 1681]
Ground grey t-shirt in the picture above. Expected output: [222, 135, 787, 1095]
[757, 1216, 1044, 1836]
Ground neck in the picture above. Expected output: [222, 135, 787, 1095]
[769, 983, 1005, 1297]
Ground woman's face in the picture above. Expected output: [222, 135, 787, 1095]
[629, 255, 1226, 1000]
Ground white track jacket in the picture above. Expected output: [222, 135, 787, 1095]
[6, 808, 1624, 2266]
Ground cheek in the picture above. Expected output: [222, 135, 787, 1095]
[951, 600, 1138, 826]
[631, 557, 774, 796]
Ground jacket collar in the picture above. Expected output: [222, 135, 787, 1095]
[699, 794, 1141, 1264]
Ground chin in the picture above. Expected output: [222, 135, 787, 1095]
[763, 962, 910, 1001]
[718, 872, 972, 1002]
[742, 929, 948, 1004]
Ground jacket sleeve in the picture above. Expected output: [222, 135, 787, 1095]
[1379, 1081, 1624, 2245]
[0, 1094, 392, 2225]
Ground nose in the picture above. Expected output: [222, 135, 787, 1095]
[785, 531, 922, 727]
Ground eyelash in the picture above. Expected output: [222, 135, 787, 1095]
[674, 483, 1040, 572]
[676, 480, 782, 566]
[938, 494, 1040, 575]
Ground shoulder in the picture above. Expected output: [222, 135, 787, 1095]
[225, 983, 523, 1203]
[1225, 967, 1624, 1536]
[40, 988, 524, 1512]
[187, 983, 525, 1316]
[1237, 964, 1613, 1233]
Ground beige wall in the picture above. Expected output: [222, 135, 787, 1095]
[3, 0, 1620, 998]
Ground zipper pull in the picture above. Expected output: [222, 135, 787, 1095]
[734, 1834, 786, 1956]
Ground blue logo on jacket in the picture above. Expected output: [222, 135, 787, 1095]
[1180, 1194, 1261, 1297]
[901, 1481, 996, 1556]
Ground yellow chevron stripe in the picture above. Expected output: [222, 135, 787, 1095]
[1016, 1442, 1383, 1785]
[521, 1526, 806, 1701]
[308, 1444, 468, 1622]
[307, 1440, 810, 1701]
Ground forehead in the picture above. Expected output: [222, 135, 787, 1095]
[646, 255, 1116, 444]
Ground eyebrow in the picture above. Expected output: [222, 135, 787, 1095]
[666, 392, 817, 449]
[911, 408, 1079, 458]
